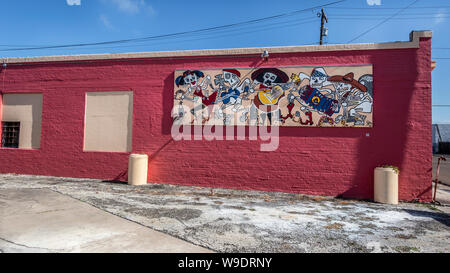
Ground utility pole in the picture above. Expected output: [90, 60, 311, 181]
[319, 8, 328, 45]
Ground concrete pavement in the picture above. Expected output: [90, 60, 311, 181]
[432, 154, 450, 210]
[434, 183, 450, 209]
[1, 174, 449, 253]
[0, 188, 212, 253]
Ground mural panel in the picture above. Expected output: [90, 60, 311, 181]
[173, 65, 373, 127]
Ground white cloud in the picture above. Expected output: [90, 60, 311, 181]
[366, 0, 381, 5]
[66, 0, 81, 6]
[100, 14, 115, 30]
[434, 9, 447, 24]
[104, 0, 155, 15]
[146, 3, 156, 15]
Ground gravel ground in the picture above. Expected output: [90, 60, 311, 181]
[0, 174, 449, 253]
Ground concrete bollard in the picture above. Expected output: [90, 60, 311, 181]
[374, 167, 398, 205]
[128, 154, 148, 186]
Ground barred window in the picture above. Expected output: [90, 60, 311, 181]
[2, 122, 20, 148]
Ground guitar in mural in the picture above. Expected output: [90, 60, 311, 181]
[255, 85, 285, 106]
[250, 68, 289, 111]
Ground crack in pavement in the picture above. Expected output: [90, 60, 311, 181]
[0, 237, 61, 253]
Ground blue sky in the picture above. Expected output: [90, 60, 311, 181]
[1, 0, 449, 123]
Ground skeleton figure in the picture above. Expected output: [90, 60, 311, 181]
[299, 67, 333, 90]
[217, 69, 251, 111]
[172, 101, 187, 124]
[261, 72, 277, 87]
[175, 70, 214, 123]
[213, 69, 252, 124]
[176, 70, 213, 98]
[297, 67, 334, 112]
[224, 70, 240, 87]
[249, 68, 289, 125]
[346, 74, 373, 125]
[328, 72, 368, 124]
[331, 81, 353, 123]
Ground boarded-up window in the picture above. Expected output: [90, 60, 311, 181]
[84, 91, 133, 152]
[1, 93, 43, 149]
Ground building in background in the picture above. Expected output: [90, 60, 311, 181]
[0, 30, 434, 201]
[433, 124, 450, 154]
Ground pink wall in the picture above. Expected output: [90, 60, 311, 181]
[0, 37, 432, 201]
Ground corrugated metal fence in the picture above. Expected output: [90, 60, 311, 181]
[433, 124, 450, 154]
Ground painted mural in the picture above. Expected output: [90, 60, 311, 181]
[173, 65, 373, 127]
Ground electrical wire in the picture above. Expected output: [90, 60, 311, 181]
[329, 12, 448, 16]
[347, 0, 420, 43]
[32, 18, 319, 52]
[333, 17, 447, 20]
[328, 6, 450, 9]
[0, 0, 345, 52]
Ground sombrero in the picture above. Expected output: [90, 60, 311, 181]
[223, 69, 241, 77]
[251, 68, 289, 83]
[328, 72, 367, 92]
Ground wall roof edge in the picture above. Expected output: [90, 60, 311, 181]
[1, 30, 432, 64]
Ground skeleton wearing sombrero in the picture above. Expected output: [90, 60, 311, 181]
[175, 70, 215, 123]
[347, 74, 373, 125]
[249, 68, 289, 125]
[328, 72, 368, 125]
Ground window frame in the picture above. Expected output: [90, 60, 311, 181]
[1, 121, 21, 148]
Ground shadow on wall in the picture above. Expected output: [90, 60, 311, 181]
[162, 72, 174, 136]
[342, 48, 428, 200]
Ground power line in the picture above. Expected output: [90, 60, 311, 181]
[330, 15, 448, 19]
[0, 18, 319, 52]
[328, 6, 450, 9]
[347, 0, 420, 43]
[28, 18, 320, 52]
[5, 16, 317, 50]
[329, 12, 448, 16]
[333, 17, 447, 20]
[0, 0, 345, 52]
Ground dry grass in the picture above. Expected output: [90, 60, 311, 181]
[324, 223, 344, 230]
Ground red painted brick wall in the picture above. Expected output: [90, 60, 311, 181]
[0, 37, 432, 201]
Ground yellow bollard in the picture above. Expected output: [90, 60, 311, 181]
[374, 167, 399, 205]
[128, 154, 148, 185]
